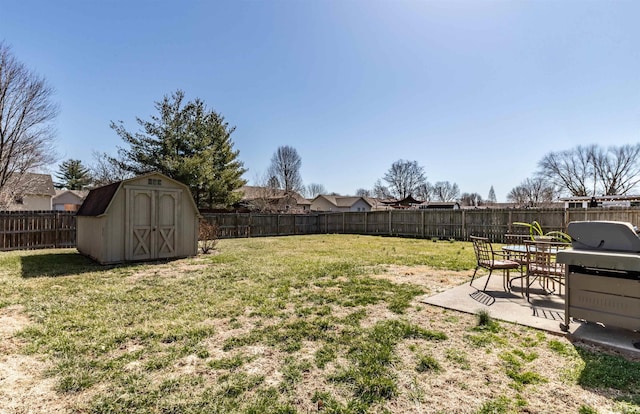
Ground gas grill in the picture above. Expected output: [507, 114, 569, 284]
[557, 221, 640, 332]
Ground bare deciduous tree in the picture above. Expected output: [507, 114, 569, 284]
[0, 42, 58, 196]
[460, 192, 483, 207]
[372, 179, 391, 199]
[432, 181, 460, 202]
[305, 183, 326, 198]
[89, 151, 132, 187]
[537, 145, 597, 197]
[415, 183, 433, 202]
[506, 185, 529, 207]
[593, 144, 640, 195]
[382, 159, 427, 199]
[538, 144, 640, 196]
[268, 145, 303, 194]
[507, 177, 556, 207]
[355, 188, 371, 197]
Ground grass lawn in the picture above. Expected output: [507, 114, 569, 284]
[0, 234, 638, 413]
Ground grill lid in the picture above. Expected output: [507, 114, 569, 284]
[567, 220, 640, 252]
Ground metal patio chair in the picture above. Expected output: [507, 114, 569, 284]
[470, 236, 520, 291]
[524, 240, 567, 301]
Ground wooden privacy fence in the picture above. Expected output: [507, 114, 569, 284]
[5, 208, 640, 252]
[0, 211, 76, 251]
[202, 208, 640, 242]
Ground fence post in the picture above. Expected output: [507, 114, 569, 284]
[388, 210, 392, 235]
[421, 210, 425, 238]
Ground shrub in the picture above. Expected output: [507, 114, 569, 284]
[199, 219, 219, 254]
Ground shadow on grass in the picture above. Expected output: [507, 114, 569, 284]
[20, 252, 133, 278]
[576, 346, 640, 406]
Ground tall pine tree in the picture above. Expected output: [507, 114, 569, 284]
[487, 185, 497, 204]
[111, 90, 247, 209]
[55, 159, 92, 190]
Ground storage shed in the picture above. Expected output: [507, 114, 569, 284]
[77, 172, 200, 264]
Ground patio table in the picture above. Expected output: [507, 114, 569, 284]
[502, 243, 567, 298]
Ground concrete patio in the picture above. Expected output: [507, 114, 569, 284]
[421, 273, 640, 358]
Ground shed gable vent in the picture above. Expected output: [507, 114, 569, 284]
[148, 178, 162, 186]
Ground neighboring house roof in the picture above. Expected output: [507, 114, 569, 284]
[313, 195, 373, 208]
[559, 194, 640, 201]
[8, 173, 55, 196]
[418, 201, 460, 209]
[53, 189, 89, 202]
[380, 195, 422, 206]
[238, 186, 309, 204]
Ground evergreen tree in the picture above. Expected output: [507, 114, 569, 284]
[487, 185, 497, 204]
[111, 90, 247, 209]
[55, 159, 92, 189]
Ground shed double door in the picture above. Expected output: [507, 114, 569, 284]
[127, 188, 180, 261]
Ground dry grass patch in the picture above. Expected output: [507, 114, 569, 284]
[369, 264, 470, 293]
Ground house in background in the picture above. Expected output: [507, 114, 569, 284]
[379, 195, 423, 209]
[2, 173, 55, 211]
[236, 186, 311, 213]
[417, 201, 461, 210]
[560, 195, 640, 209]
[310, 195, 373, 212]
[52, 189, 89, 212]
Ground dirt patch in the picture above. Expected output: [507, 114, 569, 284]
[368, 265, 470, 293]
[0, 305, 69, 413]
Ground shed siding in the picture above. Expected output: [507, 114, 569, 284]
[77, 216, 106, 262]
[105, 188, 126, 263]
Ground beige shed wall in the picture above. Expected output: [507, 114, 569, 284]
[105, 187, 127, 263]
[77, 216, 106, 262]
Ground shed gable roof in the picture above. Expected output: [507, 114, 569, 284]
[77, 172, 200, 217]
[76, 182, 120, 216]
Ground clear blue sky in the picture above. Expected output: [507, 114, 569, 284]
[2, 0, 639, 202]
